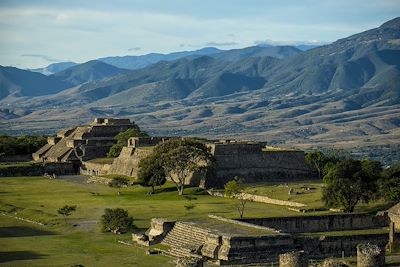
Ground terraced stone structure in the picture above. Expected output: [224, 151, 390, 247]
[82, 137, 315, 187]
[135, 212, 393, 265]
[33, 118, 139, 169]
[203, 140, 314, 187]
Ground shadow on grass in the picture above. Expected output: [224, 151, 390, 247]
[0, 251, 46, 263]
[0, 226, 56, 238]
[359, 201, 397, 214]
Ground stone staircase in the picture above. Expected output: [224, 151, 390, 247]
[161, 221, 209, 258]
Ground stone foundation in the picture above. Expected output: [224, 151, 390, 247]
[239, 213, 388, 233]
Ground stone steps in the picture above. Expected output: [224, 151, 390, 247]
[161, 221, 209, 257]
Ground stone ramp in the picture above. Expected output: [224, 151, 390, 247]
[161, 221, 209, 258]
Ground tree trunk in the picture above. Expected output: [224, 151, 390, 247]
[178, 184, 184, 195]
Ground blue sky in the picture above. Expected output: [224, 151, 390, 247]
[0, 0, 399, 68]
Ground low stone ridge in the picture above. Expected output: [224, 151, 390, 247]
[239, 213, 389, 233]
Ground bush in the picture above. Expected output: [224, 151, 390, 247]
[107, 128, 148, 157]
[108, 177, 129, 188]
[0, 135, 47, 157]
[100, 208, 133, 234]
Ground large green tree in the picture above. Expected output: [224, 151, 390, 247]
[107, 128, 148, 157]
[379, 163, 400, 202]
[322, 159, 381, 212]
[160, 139, 213, 195]
[138, 138, 213, 195]
[137, 154, 166, 193]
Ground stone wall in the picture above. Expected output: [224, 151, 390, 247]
[389, 203, 400, 230]
[81, 162, 112, 176]
[204, 143, 315, 188]
[107, 147, 152, 178]
[296, 234, 393, 259]
[239, 213, 388, 233]
[0, 162, 75, 177]
[216, 235, 295, 264]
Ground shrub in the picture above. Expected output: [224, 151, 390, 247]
[101, 208, 133, 234]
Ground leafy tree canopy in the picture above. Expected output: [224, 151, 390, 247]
[100, 208, 133, 234]
[138, 138, 214, 195]
[322, 159, 381, 212]
[137, 153, 166, 193]
[107, 128, 148, 158]
[380, 163, 400, 202]
[0, 135, 47, 157]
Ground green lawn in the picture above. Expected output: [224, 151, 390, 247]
[243, 181, 392, 212]
[0, 176, 394, 266]
[0, 176, 314, 266]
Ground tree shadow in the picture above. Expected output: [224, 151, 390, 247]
[0, 251, 46, 263]
[0, 226, 55, 238]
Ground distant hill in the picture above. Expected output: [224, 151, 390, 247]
[1, 17, 400, 161]
[212, 45, 301, 61]
[30, 62, 78, 75]
[0, 66, 72, 100]
[51, 60, 128, 86]
[98, 47, 222, 70]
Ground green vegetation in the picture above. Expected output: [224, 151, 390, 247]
[0, 162, 39, 169]
[245, 180, 325, 209]
[225, 177, 247, 218]
[0, 135, 47, 157]
[138, 138, 214, 195]
[323, 159, 381, 212]
[0, 176, 320, 266]
[379, 163, 400, 201]
[101, 208, 134, 233]
[57, 205, 77, 222]
[107, 128, 148, 158]
[108, 177, 130, 188]
[138, 153, 166, 193]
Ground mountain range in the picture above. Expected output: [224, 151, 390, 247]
[1, 17, 399, 163]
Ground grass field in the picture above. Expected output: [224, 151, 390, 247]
[243, 180, 393, 213]
[0, 176, 394, 266]
[0, 176, 318, 266]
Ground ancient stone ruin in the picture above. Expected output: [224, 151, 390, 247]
[133, 212, 394, 266]
[33, 118, 139, 169]
[81, 136, 315, 187]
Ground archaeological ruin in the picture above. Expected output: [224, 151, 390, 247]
[133, 211, 397, 265]
[32, 118, 140, 171]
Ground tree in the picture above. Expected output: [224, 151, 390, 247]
[380, 163, 400, 201]
[322, 159, 380, 212]
[137, 154, 166, 193]
[183, 196, 197, 212]
[100, 208, 133, 234]
[224, 177, 247, 218]
[107, 128, 148, 157]
[58, 205, 77, 222]
[158, 139, 214, 195]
